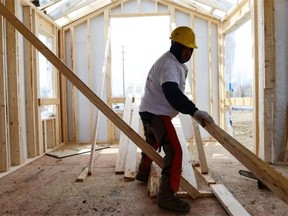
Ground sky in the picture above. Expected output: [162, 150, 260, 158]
[110, 16, 170, 97]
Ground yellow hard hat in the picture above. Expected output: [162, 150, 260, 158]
[170, 26, 198, 49]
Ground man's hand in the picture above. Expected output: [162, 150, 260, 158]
[193, 110, 214, 127]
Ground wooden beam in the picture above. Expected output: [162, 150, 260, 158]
[252, 0, 260, 157]
[70, 26, 77, 142]
[203, 121, 288, 205]
[124, 99, 140, 180]
[23, 6, 37, 158]
[6, 0, 24, 165]
[38, 98, 60, 106]
[263, 0, 275, 89]
[0, 0, 9, 172]
[211, 184, 250, 216]
[59, 29, 68, 144]
[194, 167, 216, 185]
[2, 3, 288, 204]
[224, 97, 253, 106]
[192, 119, 209, 173]
[221, 0, 251, 34]
[261, 0, 275, 162]
[115, 95, 133, 174]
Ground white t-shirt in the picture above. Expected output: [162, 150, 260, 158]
[140, 51, 188, 118]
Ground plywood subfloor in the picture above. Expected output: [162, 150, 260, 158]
[0, 147, 227, 216]
[0, 143, 288, 216]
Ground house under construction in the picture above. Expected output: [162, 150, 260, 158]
[0, 0, 288, 215]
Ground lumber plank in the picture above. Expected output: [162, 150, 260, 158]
[194, 167, 216, 185]
[211, 184, 250, 216]
[0, 7, 8, 172]
[202, 119, 288, 204]
[147, 162, 160, 198]
[124, 99, 140, 180]
[115, 95, 133, 174]
[192, 119, 209, 173]
[6, 0, 24, 165]
[76, 167, 89, 182]
[23, 6, 38, 158]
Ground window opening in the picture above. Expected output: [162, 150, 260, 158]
[38, 33, 56, 118]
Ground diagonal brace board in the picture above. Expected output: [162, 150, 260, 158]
[1, 3, 288, 204]
[202, 120, 288, 204]
[0, 3, 199, 198]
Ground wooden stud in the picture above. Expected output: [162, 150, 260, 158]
[190, 14, 196, 102]
[192, 119, 209, 173]
[59, 29, 68, 144]
[262, 0, 275, 162]
[34, 9, 44, 156]
[70, 26, 77, 142]
[104, 10, 114, 143]
[218, 23, 225, 129]
[6, 0, 24, 165]
[23, 6, 38, 158]
[87, 19, 93, 143]
[252, 0, 260, 156]
[53, 26, 61, 148]
[0, 0, 9, 172]
[208, 20, 213, 116]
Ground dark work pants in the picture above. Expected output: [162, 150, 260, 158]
[139, 112, 183, 192]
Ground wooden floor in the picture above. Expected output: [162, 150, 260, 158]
[0, 144, 287, 216]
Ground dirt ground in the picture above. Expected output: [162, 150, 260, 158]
[0, 109, 287, 216]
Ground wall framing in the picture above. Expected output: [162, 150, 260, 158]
[0, 0, 61, 177]
[0, 0, 287, 177]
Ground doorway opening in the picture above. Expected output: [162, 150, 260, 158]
[224, 19, 254, 150]
[110, 15, 170, 101]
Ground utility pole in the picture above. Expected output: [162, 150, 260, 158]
[121, 45, 126, 97]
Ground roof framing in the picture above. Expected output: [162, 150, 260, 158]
[30, 0, 244, 27]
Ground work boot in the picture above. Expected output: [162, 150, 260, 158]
[157, 175, 190, 212]
[135, 157, 151, 182]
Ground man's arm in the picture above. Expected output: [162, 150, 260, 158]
[161, 81, 198, 115]
[162, 81, 214, 126]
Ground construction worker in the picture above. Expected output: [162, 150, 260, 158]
[136, 26, 214, 212]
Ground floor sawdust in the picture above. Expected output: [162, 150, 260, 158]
[0, 109, 287, 216]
